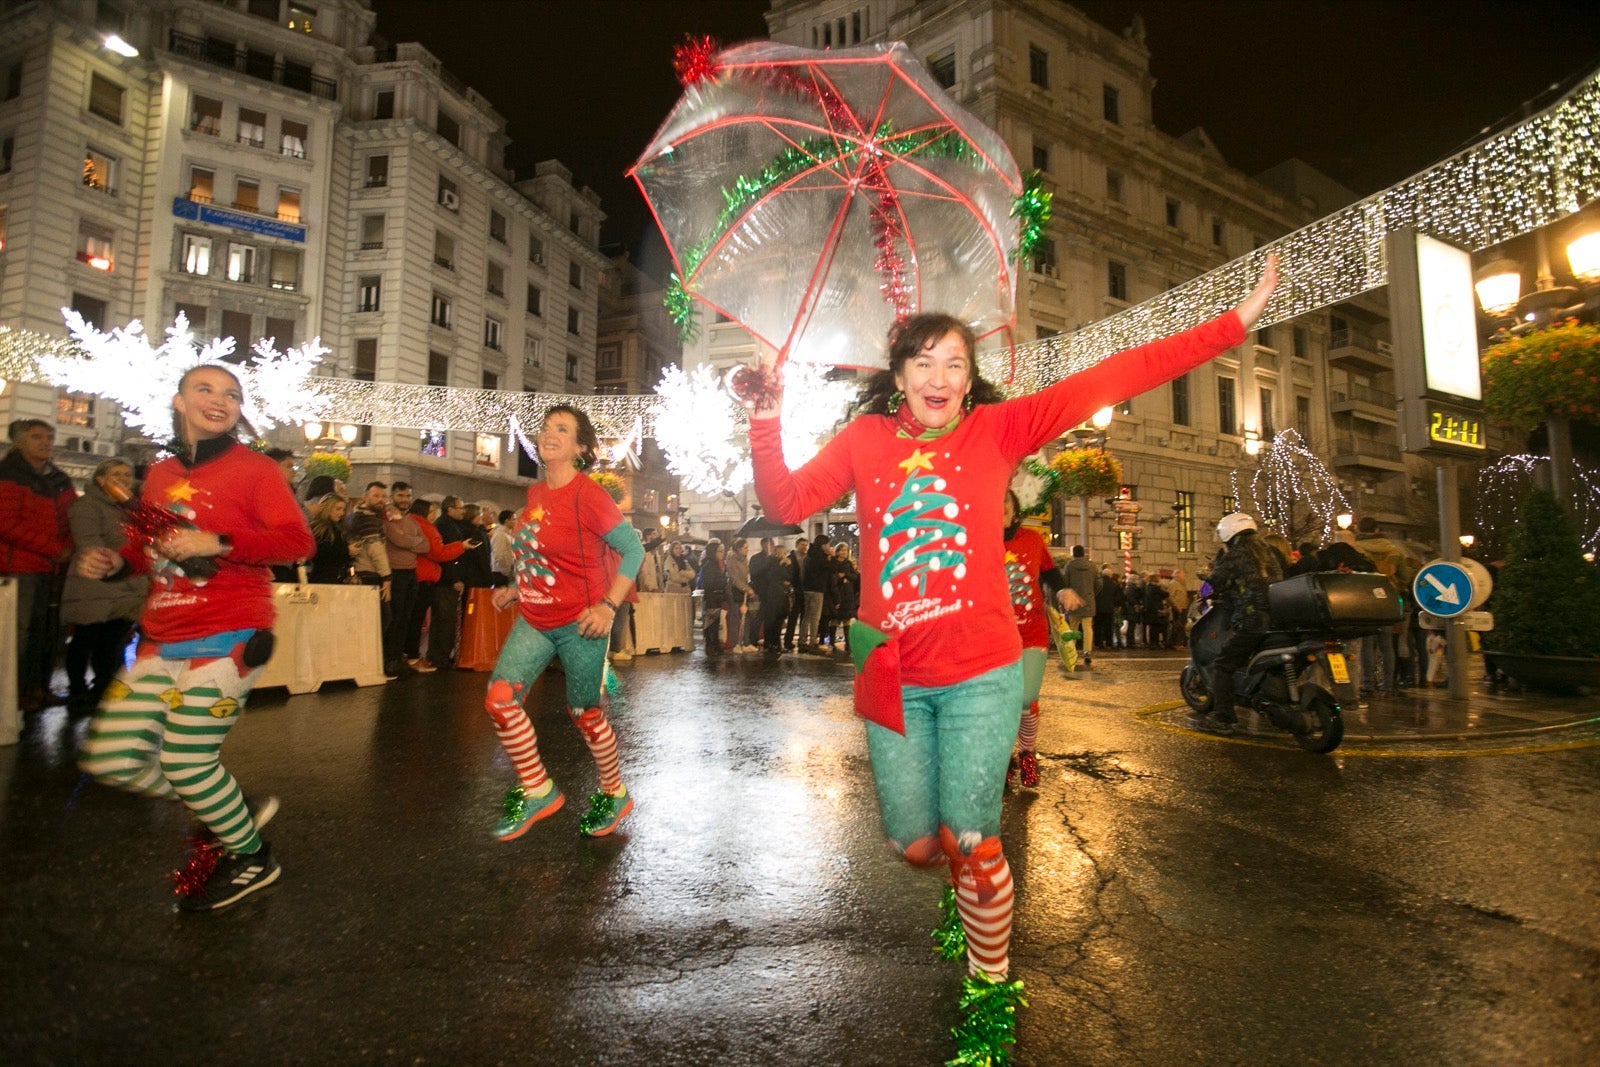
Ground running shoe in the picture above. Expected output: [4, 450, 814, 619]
[178, 841, 281, 912]
[495, 784, 564, 841]
[578, 786, 633, 837]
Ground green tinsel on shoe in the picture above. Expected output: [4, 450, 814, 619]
[931, 885, 966, 961]
[946, 972, 1028, 1067]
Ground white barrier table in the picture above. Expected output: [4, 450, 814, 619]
[0, 580, 16, 745]
[633, 592, 693, 654]
[254, 583, 389, 694]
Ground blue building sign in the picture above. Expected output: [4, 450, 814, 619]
[171, 197, 306, 243]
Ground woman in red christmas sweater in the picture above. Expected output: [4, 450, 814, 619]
[1001, 489, 1073, 790]
[77, 364, 313, 912]
[748, 256, 1278, 1042]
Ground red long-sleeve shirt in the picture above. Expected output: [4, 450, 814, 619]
[125, 439, 313, 643]
[413, 515, 468, 584]
[752, 311, 1244, 687]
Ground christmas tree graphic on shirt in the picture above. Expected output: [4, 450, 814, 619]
[877, 447, 969, 632]
[514, 504, 558, 605]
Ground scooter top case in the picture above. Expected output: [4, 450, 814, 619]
[1268, 572, 1403, 637]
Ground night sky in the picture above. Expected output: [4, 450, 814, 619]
[372, 0, 1600, 275]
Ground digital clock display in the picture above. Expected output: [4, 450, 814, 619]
[1428, 406, 1485, 450]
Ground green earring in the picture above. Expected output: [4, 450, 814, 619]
[888, 389, 905, 411]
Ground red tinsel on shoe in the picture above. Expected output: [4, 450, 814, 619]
[170, 830, 226, 898]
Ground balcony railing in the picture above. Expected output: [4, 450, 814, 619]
[167, 30, 338, 100]
[1330, 383, 1398, 408]
[1332, 432, 1402, 462]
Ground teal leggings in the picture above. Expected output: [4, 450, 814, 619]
[491, 618, 608, 708]
[865, 659, 1023, 846]
[1020, 647, 1046, 707]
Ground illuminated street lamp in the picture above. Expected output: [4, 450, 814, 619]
[1459, 533, 1476, 549]
[1335, 512, 1354, 531]
[1243, 427, 1262, 457]
[303, 421, 359, 450]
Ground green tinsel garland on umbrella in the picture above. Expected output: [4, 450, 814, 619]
[948, 973, 1029, 1067]
[1008, 454, 1060, 518]
[1012, 170, 1053, 263]
[931, 885, 967, 960]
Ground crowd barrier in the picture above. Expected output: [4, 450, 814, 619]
[634, 592, 694, 654]
[254, 583, 389, 694]
[457, 588, 517, 671]
[0, 580, 17, 745]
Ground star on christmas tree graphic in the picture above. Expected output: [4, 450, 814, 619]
[877, 447, 969, 598]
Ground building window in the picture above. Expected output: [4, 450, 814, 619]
[427, 350, 449, 387]
[353, 338, 377, 380]
[276, 188, 301, 223]
[1212, 216, 1224, 246]
[1293, 326, 1309, 359]
[364, 154, 388, 188]
[1031, 236, 1057, 277]
[1222, 494, 1237, 516]
[1218, 375, 1237, 436]
[1259, 386, 1276, 439]
[597, 344, 621, 373]
[265, 316, 295, 348]
[247, 0, 278, 18]
[1028, 45, 1048, 89]
[1103, 83, 1120, 124]
[234, 178, 260, 214]
[1107, 261, 1128, 301]
[489, 209, 507, 244]
[1106, 168, 1123, 204]
[566, 306, 580, 335]
[76, 222, 114, 271]
[528, 234, 544, 265]
[286, 1, 315, 33]
[226, 242, 256, 283]
[524, 336, 542, 368]
[436, 110, 459, 147]
[484, 317, 503, 351]
[437, 174, 459, 211]
[1031, 143, 1049, 172]
[430, 291, 452, 329]
[181, 234, 212, 275]
[565, 353, 578, 382]
[1175, 491, 1195, 553]
[57, 391, 96, 430]
[190, 95, 222, 135]
[82, 146, 117, 195]
[4, 62, 21, 102]
[373, 89, 394, 120]
[1172, 372, 1191, 426]
[188, 166, 214, 203]
[1255, 325, 1274, 350]
[71, 292, 108, 328]
[434, 231, 455, 270]
[419, 430, 447, 458]
[280, 118, 308, 158]
[0, 134, 12, 173]
[360, 213, 385, 250]
[357, 274, 381, 312]
[237, 108, 267, 149]
[527, 284, 542, 316]
[1165, 198, 1181, 228]
[928, 49, 955, 89]
[88, 73, 124, 124]
[486, 261, 505, 297]
[568, 261, 582, 289]
[220, 310, 251, 353]
[269, 248, 300, 290]
[475, 433, 502, 469]
[174, 302, 206, 331]
[1296, 394, 1312, 436]
[482, 370, 499, 391]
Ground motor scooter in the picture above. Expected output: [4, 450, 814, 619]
[1179, 572, 1402, 753]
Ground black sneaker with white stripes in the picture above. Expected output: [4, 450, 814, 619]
[178, 841, 281, 912]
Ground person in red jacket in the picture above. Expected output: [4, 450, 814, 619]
[747, 256, 1278, 1061]
[402, 497, 470, 672]
[1000, 490, 1074, 789]
[76, 364, 313, 912]
[0, 418, 77, 711]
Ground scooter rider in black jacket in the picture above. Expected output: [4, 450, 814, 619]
[1192, 513, 1284, 735]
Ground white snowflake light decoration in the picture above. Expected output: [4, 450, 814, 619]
[35, 311, 328, 442]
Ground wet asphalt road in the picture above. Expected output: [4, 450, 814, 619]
[2, 648, 1597, 1066]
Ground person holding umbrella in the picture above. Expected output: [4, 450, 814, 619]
[746, 257, 1278, 1047]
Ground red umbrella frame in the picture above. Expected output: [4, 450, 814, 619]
[631, 40, 1035, 371]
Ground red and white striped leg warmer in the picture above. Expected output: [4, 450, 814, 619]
[1017, 701, 1040, 753]
[941, 826, 1014, 978]
[571, 706, 622, 794]
[485, 680, 549, 792]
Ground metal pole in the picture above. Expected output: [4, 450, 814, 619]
[1548, 416, 1573, 509]
[1437, 462, 1470, 699]
[1078, 495, 1089, 550]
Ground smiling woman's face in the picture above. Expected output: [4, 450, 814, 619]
[173, 367, 242, 442]
[893, 330, 971, 430]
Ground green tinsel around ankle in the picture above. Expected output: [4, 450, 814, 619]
[946, 972, 1028, 1067]
[931, 885, 966, 960]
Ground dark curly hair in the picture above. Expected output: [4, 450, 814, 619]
[854, 313, 1004, 417]
[543, 403, 600, 469]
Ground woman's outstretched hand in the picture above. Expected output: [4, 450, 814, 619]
[1235, 251, 1280, 331]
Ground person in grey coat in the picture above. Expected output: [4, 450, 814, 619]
[1063, 545, 1100, 663]
[61, 458, 148, 711]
